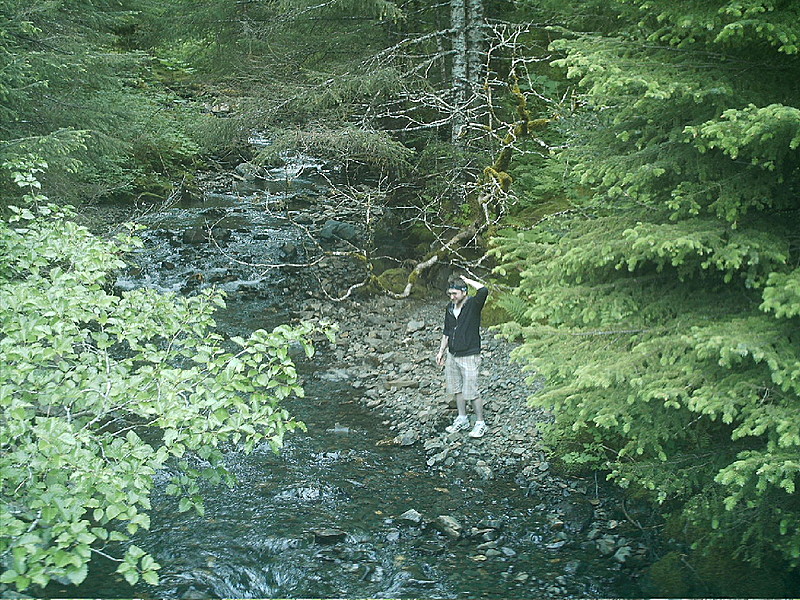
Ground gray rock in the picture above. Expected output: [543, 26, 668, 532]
[564, 559, 582, 575]
[383, 378, 418, 389]
[326, 423, 350, 434]
[474, 464, 494, 480]
[320, 368, 351, 382]
[424, 439, 444, 452]
[396, 429, 419, 446]
[312, 528, 346, 544]
[280, 241, 298, 259]
[210, 227, 231, 241]
[477, 518, 504, 530]
[320, 219, 357, 241]
[398, 509, 423, 524]
[481, 529, 500, 542]
[434, 515, 462, 539]
[613, 545, 633, 563]
[182, 227, 206, 244]
[556, 497, 596, 533]
[427, 450, 448, 466]
[406, 320, 426, 333]
[181, 586, 208, 599]
[596, 535, 617, 556]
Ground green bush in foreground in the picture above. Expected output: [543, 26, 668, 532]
[0, 170, 332, 591]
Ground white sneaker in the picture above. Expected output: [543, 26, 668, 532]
[468, 421, 487, 438]
[445, 415, 470, 433]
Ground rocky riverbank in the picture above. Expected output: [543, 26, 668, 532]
[295, 291, 656, 590]
[76, 156, 659, 593]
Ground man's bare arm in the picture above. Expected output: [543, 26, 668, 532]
[460, 275, 485, 290]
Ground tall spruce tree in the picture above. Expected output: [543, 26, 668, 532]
[492, 0, 800, 586]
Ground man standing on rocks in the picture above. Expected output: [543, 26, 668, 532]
[436, 274, 489, 438]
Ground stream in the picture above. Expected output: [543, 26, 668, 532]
[55, 153, 645, 598]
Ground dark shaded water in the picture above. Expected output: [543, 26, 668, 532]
[55, 370, 638, 599]
[134, 372, 642, 599]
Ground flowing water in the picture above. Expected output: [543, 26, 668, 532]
[134, 377, 640, 599]
[53, 155, 644, 598]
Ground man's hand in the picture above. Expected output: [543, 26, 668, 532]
[436, 349, 446, 367]
[459, 274, 485, 289]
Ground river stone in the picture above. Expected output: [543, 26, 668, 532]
[320, 219, 357, 241]
[434, 515, 462, 539]
[427, 449, 448, 467]
[481, 529, 500, 542]
[406, 319, 425, 333]
[210, 227, 231, 241]
[556, 497, 595, 533]
[395, 429, 419, 446]
[424, 439, 444, 452]
[234, 162, 259, 177]
[180, 226, 231, 244]
[312, 528, 347, 544]
[398, 509, 423, 524]
[613, 545, 633, 563]
[474, 464, 494, 480]
[383, 378, 418, 389]
[596, 535, 617, 556]
[182, 227, 206, 244]
[181, 586, 208, 599]
[320, 368, 351, 382]
[281, 241, 298, 259]
[478, 518, 503, 530]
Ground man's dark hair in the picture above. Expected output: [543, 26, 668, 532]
[447, 277, 468, 291]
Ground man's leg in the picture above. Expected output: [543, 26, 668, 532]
[445, 391, 471, 432]
[444, 355, 470, 432]
[455, 392, 467, 417]
[472, 396, 484, 422]
[463, 355, 486, 438]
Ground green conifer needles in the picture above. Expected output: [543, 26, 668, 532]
[495, 0, 800, 571]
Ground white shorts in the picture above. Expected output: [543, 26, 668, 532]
[444, 353, 481, 400]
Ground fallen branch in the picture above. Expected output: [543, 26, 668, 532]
[386, 227, 477, 298]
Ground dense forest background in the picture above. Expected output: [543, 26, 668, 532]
[2, 0, 799, 596]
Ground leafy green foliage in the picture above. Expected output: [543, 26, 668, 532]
[0, 164, 333, 592]
[494, 0, 800, 575]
